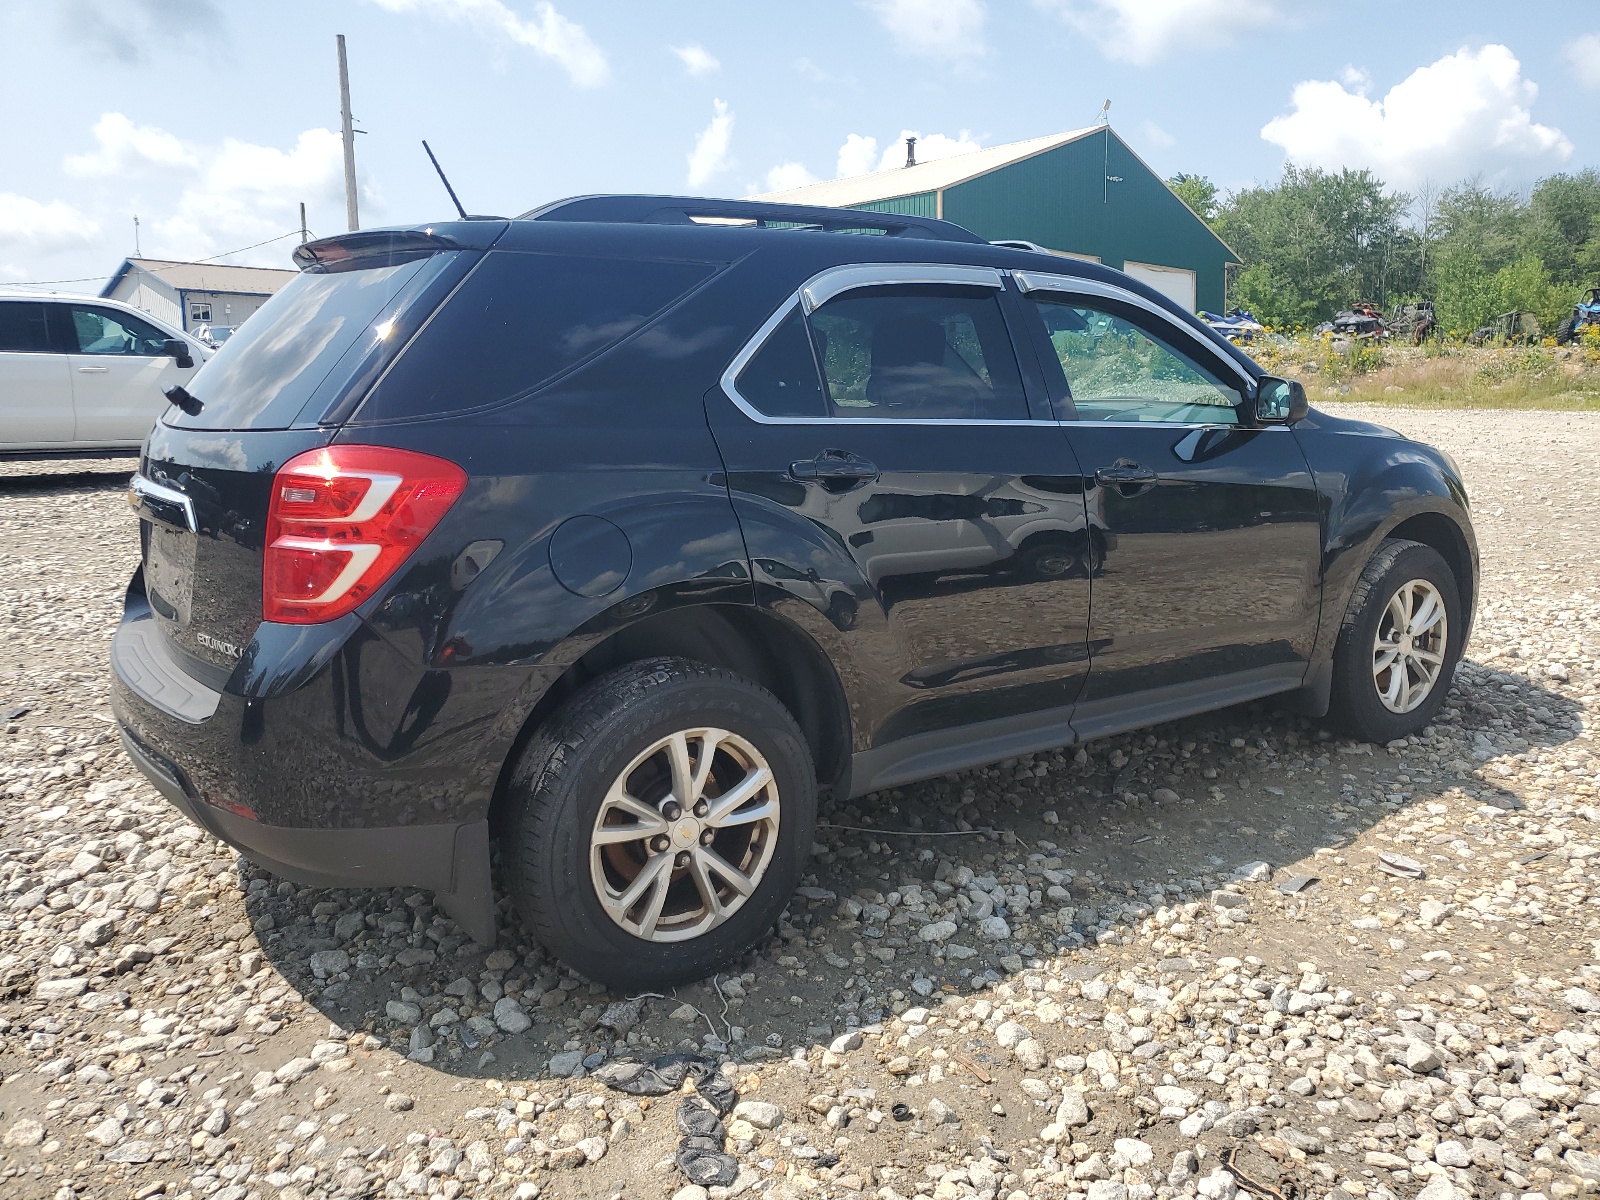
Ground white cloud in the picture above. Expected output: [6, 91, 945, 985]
[866, 0, 987, 62]
[1261, 45, 1573, 190]
[837, 134, 881, 178]
[64, 112, 198, 178]
[687, 100, 734, 190]
[1569, 33, 1600, 89]
[0, 194, 103, 252]
[762, 162, 818, 192]
[671, 43, 719, 76]
[367, 0, 608, 87]
[1139, 120, 1176, 150]
[155, 128, 352, 262]
[836, 129, 983, 177]
[1036, 0, 1280, 66]
[54, 0, 223, 64]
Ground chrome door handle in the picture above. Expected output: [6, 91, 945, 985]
[77, 366, 110, 373]
[790, 449, 880, 488]
[1094, 462, 1156, 485]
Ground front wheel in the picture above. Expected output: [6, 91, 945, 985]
[1327, 539, 1463, 743]
[1556, 317, 1577, 346]
[503, 658, 816, 988]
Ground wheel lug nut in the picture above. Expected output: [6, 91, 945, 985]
[694, 801, 709, 817]
[700, 830, 715, 846]
[675, 851, 691, 868]
[651, 835, 670, 853]
[662, 802, 682, 820]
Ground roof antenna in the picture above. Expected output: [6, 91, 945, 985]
[1096, 99, 1112, 126]
[904, 136, 917, 168]
[422, 140, 469, 220]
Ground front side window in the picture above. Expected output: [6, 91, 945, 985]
[1034, 297, 1242, 424]
[0, 302, 52, 353]
[810, 285, 1028, 421]
[69, 306, 169, 356]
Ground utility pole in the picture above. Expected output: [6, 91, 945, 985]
[133, 214, 141, 257]
[337, 34, 359, 231]
[299, 202, 309, 244]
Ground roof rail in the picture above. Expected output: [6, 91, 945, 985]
[517, 194, 983, 243]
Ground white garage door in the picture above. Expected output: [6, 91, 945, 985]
[1121, 261, 1197, 312]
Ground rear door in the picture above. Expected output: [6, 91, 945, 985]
[64, 304, 196, 446]
[0, 300, 74, 447]
[1012, 273, 1322, 735]
[707, 264, 1093, 753]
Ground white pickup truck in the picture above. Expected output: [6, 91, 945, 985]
[0, 291, 212, 457]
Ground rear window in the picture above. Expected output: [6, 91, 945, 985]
[351, 251, 718, 422]
[0, 301, 52, 353]
[169, 254, 451, 431]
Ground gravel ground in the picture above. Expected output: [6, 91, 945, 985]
[0, 407, 1597, 1200]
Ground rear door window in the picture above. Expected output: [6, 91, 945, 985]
[0, 302, 53, 353]
[352, 251, 718, 422]
[809, 285, 1029, 421]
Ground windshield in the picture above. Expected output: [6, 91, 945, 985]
[167, 254, 455, 431]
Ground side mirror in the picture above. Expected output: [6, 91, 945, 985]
[162, 338, 194, 369]
[1254, 376, 1308, 425]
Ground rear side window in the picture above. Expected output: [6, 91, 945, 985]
[810, 286, 1028, 421]
[734, 308, 826, 417]
[353, 251, 718, 422]
[170, 254, 444, 430]
[0, 302, 52, 353]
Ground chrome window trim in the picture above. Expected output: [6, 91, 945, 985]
[1011, 270, 1258, 396]
[129, 474, 197, 533]
[798, 263, 1004, 313]
[720, 270, 1047, 427]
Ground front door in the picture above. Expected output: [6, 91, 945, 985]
[0, 300, 74, 447]
[708, 268, 1094, 758]
[62, 304, 194, 446]
[1012, 278, 1323, 737]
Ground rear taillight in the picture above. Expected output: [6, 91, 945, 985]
[263, 445, 467, 624]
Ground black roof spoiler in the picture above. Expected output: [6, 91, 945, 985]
[292, 222, 508, 270]
[518, 194, 984, 243]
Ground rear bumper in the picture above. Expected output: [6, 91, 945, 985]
[110, 598, 499, 944]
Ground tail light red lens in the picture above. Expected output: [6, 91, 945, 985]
[263, 445, 468, 624]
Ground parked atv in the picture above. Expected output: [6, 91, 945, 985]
[1389, 300, 1437, 345]
[1555, 287, 1600, 345]
[1199, 308, 1266, 343]
[1315, 302, 1388, 340]
[1470, 310, 1542, 346]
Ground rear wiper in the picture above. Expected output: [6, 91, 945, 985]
[163, 384, 203, 416]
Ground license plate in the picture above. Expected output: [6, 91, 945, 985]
[146, 525, 196, 627]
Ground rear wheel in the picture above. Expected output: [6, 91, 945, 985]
[1556, 317, 1577, 345]
[503, 658, 816, 987]
[1328, 539, 1462, 743]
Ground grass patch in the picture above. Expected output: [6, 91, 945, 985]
[1247, 336, 1600, 411]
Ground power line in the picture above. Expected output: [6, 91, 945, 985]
[2, 229, 308, 289]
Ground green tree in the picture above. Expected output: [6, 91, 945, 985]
[1214, 165, 1418, 327]
[1523, 170, 1600, 287]
[1167, 173, 1219, 222]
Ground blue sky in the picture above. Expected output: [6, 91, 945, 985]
[3, 0, 1598, 287]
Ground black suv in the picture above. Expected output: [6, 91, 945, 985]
[112, 196, 1477, 987]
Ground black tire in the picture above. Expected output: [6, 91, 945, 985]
[1556, 317, 1577, 346]
[1327, 539, 1463, 743]
[503, 657, 816, 988]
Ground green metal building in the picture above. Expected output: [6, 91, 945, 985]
[755, 126, 1236, 313]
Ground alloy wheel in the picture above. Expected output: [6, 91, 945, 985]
[1371, 578, 1449, 714]
[589, 728, 780, 943]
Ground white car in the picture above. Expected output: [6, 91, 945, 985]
[0, 290, 212, 457]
